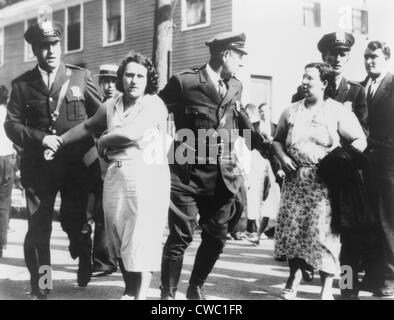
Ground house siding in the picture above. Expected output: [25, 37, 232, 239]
[172, 0, 232, 74]
[0, 0, 232, 88]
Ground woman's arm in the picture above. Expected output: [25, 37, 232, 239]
[338, 108, 367, 152]
[273, 108, 298, 172]
[61, 102, 107, 146]
[98, 96, 168, 150]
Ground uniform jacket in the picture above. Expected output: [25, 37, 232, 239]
[5, 62, 101, 184]
[361, 72, 394, 148]
[292, 77, 368, 135]
[160, 65, 270, 195]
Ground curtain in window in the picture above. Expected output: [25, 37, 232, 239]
[186, 0, 206, 27]
[107, 0, 121, 43]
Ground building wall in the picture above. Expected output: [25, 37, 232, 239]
[171, 0, 232, 74]
[233, 0, 394, 122]
[0, 0, 156, 87]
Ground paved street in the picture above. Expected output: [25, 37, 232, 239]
[0, 218, 390, 300]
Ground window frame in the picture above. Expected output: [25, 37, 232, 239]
[352, 8, 368, 35]
[102, 0, 125, 47]
[24, 18, 38, 63]
[301, 0, 321, 28]
[65, 3, 84, 54]
[0, 26, 4, 68]
[181, 0, 211, 31]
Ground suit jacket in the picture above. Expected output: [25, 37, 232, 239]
[160, 65, 270, 195]
[5, 62, 101, 184]
[252, 120, 276, 140]
[292, 77, 368, 135]
[361, 72, 394, 148]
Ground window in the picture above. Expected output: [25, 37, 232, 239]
[302, 0, 321, 27]
[352, 9, 368, 35]
[0, 27, 4, 67]
[65, 4, 83, 53]
[103, 0, 124, 46]
[181, 0, 211, 31]
[24, 18, 38, 62]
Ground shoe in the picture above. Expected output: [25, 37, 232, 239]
[373, 288, 394, 297]
[301, 269, 314, 283]
[77, 254, 92, 287]
[30, 288, 50, 300]
[160, 286, 176, 300]
[281, 288, 297, 300]
[186, 285, 206, 300]
[341, 291, 360, 300]
[120, 294, 134, 300]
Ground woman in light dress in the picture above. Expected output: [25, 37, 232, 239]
[273, 62, 366, 300]
[58, 52, 170, 299]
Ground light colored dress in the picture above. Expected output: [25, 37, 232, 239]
[274, 98, 355, 275]
[102, 94, 170, 272]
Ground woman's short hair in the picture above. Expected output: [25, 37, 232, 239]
[115, 51, 159, 95]
[305, 62, 336, 99]
[367, 41, 391, 59]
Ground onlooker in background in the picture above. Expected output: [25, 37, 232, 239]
[88, 64, 119, 277]
[0, 85, 15, 258]
[256, 103, 277, 142]
[292, 31, 368, 135]
[97, 64, 119, 100]
[362, 41, 394, 297]
[274, 62, 366, 300]
[4, 21, 102, 299]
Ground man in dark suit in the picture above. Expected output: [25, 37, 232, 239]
[4, 21, 101, 299]
[159, 32, 270, 300]
[292, 31, 368, 135]
[362, 41, 394, 297]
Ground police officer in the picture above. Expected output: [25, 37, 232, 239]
[292, 31, 368, 134]
[159, 32, 271, 300]
[4, 20, 101, 299]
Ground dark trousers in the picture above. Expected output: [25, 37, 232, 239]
[161, 172, 242, 294]
[87, 160, 117, 273]
[366, 147, 394, 289]
[0, 155, 15, 249]
[340, 228, 380, 294]
[22, 157, 91, 290]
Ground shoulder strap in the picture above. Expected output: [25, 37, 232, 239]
[49, 68, 72, 133]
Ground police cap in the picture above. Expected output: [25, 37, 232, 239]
[317, 31, 355, 53]
[206, 32, 248, 55]
[24, 20, 63, 45]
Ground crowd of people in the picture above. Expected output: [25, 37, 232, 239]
[0, 18, 394, 301]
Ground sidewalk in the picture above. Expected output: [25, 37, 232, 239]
[0, 219, 390, 300]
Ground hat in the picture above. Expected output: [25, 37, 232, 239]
[24, 20, 62, 45]
[97, 64, 118, 78]
[317, 31, 355, 53]
[206, 32, 248, 55]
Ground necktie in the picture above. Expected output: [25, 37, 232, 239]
[218, 79, 227, 99]
[367, 80, 375, 106]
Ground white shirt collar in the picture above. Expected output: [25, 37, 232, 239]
[206, 63, 222, 89]
[37, 64, 59, 87]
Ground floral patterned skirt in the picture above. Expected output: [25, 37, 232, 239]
[274, 166, 340, 275]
